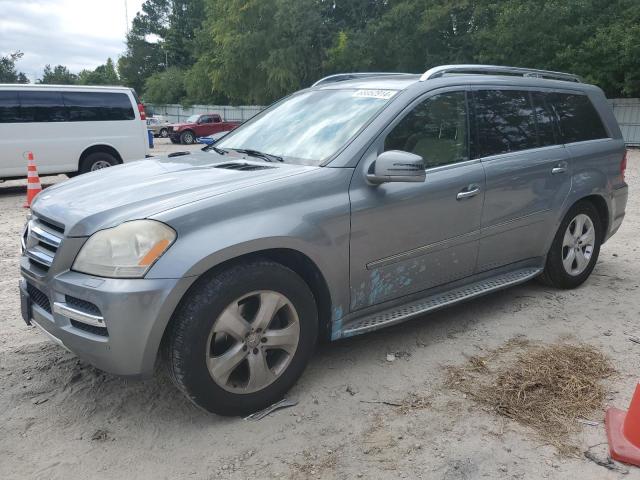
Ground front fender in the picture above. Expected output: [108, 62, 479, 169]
[147, 167, 354, 326]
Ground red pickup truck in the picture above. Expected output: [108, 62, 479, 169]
[168, 113, 240, 144]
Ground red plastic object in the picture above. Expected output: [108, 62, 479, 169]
[606, 383, 640, 467]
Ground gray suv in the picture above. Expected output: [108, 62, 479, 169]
[19, 65, 628, 415]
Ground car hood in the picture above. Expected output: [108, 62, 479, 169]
[169, 123, 192, 130]
[32, 151, 318, 237]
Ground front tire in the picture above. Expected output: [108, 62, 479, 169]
[539, 201, 603, 289]
[166, 259, 318, 416]
[180, 130, 195, 144]
[79, 152, 118, 174]
[159, 128, 169, 138]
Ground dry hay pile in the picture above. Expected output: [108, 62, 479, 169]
[447, 339, 614, 455]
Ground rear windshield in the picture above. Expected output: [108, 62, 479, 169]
[0, 90, 135, 123]
[217, 89, 396, 165]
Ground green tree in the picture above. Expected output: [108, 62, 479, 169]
[38, 64, 78, 84]
[78, 58, 120, 85]
[118, 0, 171, 92]
[119, 0, 205, 94]
[197, 0, 331, 104]
[165, 0, 205, 68]
[0, 51, 29, 83]
[143, 67, 186, 103]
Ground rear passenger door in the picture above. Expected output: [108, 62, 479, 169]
[473, 88, 571, 272]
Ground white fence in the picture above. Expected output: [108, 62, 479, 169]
[611, 98, 640, 147]
[148, 99, 640, 146]
[146, 104, 265, 123]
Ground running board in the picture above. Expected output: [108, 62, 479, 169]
[342, 267, 542, 337]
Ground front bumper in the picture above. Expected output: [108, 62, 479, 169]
[20, 263, 194, 377]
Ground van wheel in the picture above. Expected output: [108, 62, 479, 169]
[166, 259, 318, 416]
[79, 152, 118, 174]
[539, 201, 602, 289]
[180, 131, 195, 144]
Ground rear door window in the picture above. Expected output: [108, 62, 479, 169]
[63, 92, 135, 121]
[531, 92, 557, 147]
[0, 91, 21, 123]
[548, 93, 608, 143]
[19, 91, 67, 122]
[473, 90, 538, 156]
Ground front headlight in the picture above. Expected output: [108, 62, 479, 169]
[72, 220, 176, 278]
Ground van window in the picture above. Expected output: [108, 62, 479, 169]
[0, 91, 21, 123]
[19, 91, 67, 122]
[474, 90, 538, 156]
[548, 93, 608, 143]
[384, 91, 468, 168]
[531, 92, 557, 147]
[63, 92, 135, 121]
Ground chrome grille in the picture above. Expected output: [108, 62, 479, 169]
[23, 216, 64, 272]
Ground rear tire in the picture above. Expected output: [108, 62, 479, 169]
[166, 259, 318, 416]
[539, 201, 603, 289]
[159, 128, 169, 138]
[180, 131, 195, 144]
[79, 152, 118, 174]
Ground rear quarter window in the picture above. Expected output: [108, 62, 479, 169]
[548, 93, 608, 143]
[63, 92, 135, 121]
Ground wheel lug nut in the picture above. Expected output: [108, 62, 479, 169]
[242, 345, 247, 351]
[253, 348, 259, 354]
[261, 337, 267, 343]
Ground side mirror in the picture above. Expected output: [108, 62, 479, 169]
[366, 150, 426, 185]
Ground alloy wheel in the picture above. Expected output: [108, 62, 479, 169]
[205, 290, 300, 394]
[561, 213, 595, 276]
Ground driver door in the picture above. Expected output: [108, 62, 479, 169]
[348, 89, 486, 311]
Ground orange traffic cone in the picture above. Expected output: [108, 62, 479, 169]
[606, 383, 640, 467]
[23, 152, 42, 208]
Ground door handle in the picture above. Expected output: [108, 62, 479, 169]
[457, 185, 480, 200]
[551, 163, 568, 175]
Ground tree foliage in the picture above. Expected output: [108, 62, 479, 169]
[77, 58, 120, 85]
[8, 0, 640, 103]
[38, 64, 78, 84]
[143, 67, 187, 104]
[0, 51, 29, 84]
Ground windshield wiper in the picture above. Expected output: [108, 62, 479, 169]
[203, 144, 228, 155]
[232, 148, 284, 163]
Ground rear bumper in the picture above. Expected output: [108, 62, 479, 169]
[606, 184, 628, 241]
[20, 267, 194, 377]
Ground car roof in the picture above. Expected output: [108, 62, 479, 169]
[312, 65, 591, 92]
[314, 74, 595, 94]
[0, 84, 133, 92]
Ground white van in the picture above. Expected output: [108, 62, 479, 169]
[0, 84, 149, 178]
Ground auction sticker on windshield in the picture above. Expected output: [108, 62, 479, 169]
[352, 89, 397, 100]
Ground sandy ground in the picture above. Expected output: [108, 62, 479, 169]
[1, 142, 639, 480]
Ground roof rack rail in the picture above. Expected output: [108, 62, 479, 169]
[312, 72, 411, 87]
[420, 65, 582, 83]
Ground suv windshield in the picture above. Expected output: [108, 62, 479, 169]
[217, 89, 396, 165]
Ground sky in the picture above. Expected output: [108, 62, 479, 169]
[0, 0, 145, 81]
